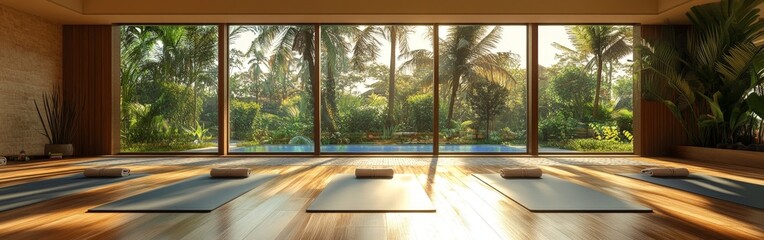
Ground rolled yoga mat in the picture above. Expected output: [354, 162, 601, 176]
[84, 168, 131, 177]
[473, 174, 651, 212]
[210, 168, 251, 178]
[0, 157, 6, 166]
[617, 173, 764, 210]
[500, 168, 542, 178]
[89, 174, 277, 212]
[640, 168, 689, 177]
[307, 174, 435, 212]
[0, 173, 146, 212]
[355, 168, 394, 178]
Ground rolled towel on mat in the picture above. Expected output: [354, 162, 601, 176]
[641, 168, 690, 177]
[210, 168, 251, 178]
[84, 168, 131, 177]
[355, 168, 394, 178]
[500, 168, 543, 178]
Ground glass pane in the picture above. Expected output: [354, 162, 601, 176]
[119, 25, 219, 153]
[538, 25, 634, 153]
[319, 25, 434, 153]
[437, 25, 528, 153]
[227, 25, 315, 153]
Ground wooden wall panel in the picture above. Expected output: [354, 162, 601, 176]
[637, 25, 688, 157]
[62, 25, 113, 156]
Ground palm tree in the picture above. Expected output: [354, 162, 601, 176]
[151, 26, 218, 127]
[559, 26, 631, 118]
[440, 26, 513, 128]
[250, 25, 322, 127]
[251, 25, 378, 133]
[351, 26, 414, 130]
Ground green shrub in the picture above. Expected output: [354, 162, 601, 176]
[563, 139, 633, 152]
[539, 112, 578, 141]
[590, 122, 633, 143]
[467, 79, 510, 136]
[613, 109, 633, 133]
[341, 107, 383, 133]
[251, 113, 280, 144]
[406, 93, 433, 132]
[230, 100, 261, 141]
[153, 82, 200, 129]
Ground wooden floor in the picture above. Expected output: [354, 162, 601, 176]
[0, 157, 762, 239]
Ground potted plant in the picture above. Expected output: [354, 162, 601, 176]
[34, 89, 77, 156]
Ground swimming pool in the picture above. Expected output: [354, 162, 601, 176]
[228, 144, 529, 153]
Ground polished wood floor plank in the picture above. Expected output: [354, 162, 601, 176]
[0, 157, 762, 239]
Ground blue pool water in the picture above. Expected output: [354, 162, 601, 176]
[229, 144, 527, 153]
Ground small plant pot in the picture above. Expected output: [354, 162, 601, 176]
[44, 144, 74, 157]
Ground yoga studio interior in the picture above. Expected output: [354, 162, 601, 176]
[2, 0, 764, 239]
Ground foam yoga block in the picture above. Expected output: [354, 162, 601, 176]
[84, 168, 131, 177]
[641, 168, 690, 177]
[355, 168, 394, 178]
[500, 168, 543, 178]
[210, 168, 251, 178]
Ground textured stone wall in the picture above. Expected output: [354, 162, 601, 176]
[0, 5, 62, 156]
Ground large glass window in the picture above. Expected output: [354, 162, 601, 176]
[227, 25, 315, 153]
[538, 25, 634, 153]
[119, 25, 219, 153]
[437, 25, 528, 153]
[117, 23, 637, 155]
[319, 25, 434, 153]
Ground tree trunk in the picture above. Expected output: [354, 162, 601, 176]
[302, 30, 315, 120]
[592, 57, 603, 119]
[322, 68, 338, 133]
[386, 28, 397, 131]
[446, 73, 460, 129]
[606, 61, 613, 103]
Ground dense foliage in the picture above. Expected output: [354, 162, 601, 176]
[120, 24, 635, 152]
[120, 26, 219, 152]
[640, 0, 764, 147]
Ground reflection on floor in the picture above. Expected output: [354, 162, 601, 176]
[0, 157, 761, 239]
[77, 156, 654, 167]
[179, 144, 577, 153]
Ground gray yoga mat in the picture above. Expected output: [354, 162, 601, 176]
[618, 173, 764, 210]
[0, 173, 147, 212]
[89, 174, 277, 213]
[307, 174, 436, 212]
[474, 174, 652, 212]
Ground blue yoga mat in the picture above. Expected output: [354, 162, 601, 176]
[474, 174, 652, 212]
[618, 173, 764, 210]
[0, 173, 147, 212]
[89, 174, 277, 213]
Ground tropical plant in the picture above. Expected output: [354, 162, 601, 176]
[351, 26, 414, 130]
[34, 90, 78, 144]
[119, 25, 219, 151]
[183, 121, 211, 144]
[439, 26, 515, 128]
[639, 0, 764, 146]
[555, 25, 631, 118]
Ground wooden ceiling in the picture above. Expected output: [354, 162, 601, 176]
[2, 0, 718, 24]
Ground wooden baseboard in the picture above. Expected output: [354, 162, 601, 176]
[673, 146, 764, 169]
